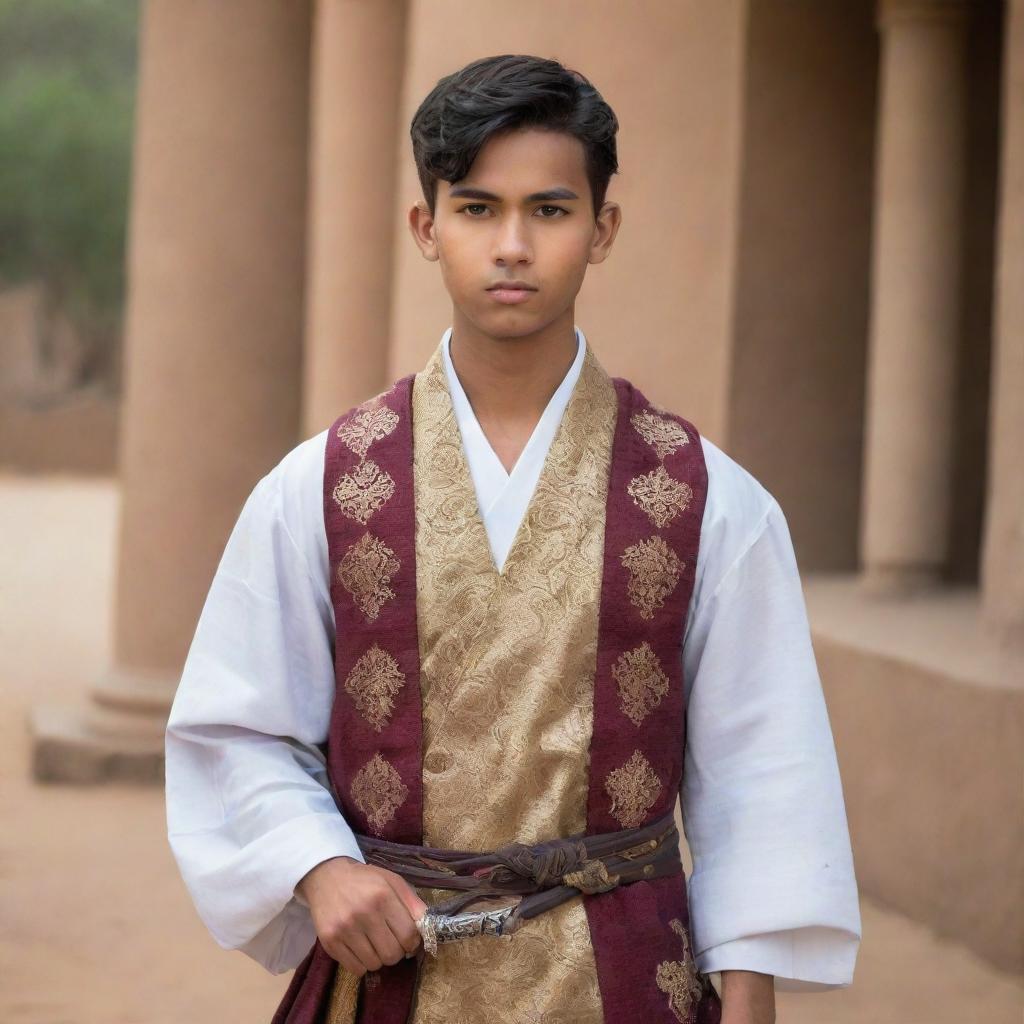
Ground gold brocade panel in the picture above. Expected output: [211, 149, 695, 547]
[406, 343, 617, 1024]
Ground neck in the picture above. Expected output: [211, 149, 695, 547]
[447, 308, 580, 427]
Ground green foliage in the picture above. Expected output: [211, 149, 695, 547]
[0, 0, 139, 346]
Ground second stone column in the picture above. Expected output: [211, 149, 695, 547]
[860, 0, 970, 592]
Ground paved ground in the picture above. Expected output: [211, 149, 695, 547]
[1, 473, 1021, 1023]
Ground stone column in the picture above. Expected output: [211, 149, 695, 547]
[31, 0, 312, 781]
[980, 0, 1024, 642]
[301, 0, 408, 436]
[860, 0, 970, 593]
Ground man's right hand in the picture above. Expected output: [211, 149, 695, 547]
[295, 856, 428, 977]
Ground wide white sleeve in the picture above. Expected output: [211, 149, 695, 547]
[164, 450, 365, 976]
[681, 495, 862, 992]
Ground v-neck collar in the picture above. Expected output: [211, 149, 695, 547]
[440, 326, 587, 571]
[444, 323, 589, 520]
[415, 329, 603, 580]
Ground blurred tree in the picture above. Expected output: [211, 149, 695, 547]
[0, 0, 139, 391]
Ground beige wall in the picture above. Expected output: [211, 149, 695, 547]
[387, 0, 748, 443]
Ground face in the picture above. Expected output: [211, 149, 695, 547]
[408, 127, 620, 342]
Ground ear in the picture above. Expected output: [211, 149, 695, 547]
[408, 201, 439, 262]
[588, 201, 622, 266]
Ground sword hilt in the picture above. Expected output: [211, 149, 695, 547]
[415, 904, 517, 956]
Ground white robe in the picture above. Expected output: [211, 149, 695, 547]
[164, 326, 862, 992]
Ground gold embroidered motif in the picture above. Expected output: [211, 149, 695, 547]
[631, 410, 690, 460]
[337, 533, 400, 621]
[604, 749, 662, 828]
[627, 465, 693, 529]
[337, 404, 400, 459]
[656, 918, 705, 1022]
[332, 459, 396, 525]
[344, 644, 406, 731]
[613, 642, 670, 726]
[351, 752, 409, 835]
[621, 536, 683, 620]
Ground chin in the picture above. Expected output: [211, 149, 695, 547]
[487, 323, 546, 342]
[468, 309, 543, 340]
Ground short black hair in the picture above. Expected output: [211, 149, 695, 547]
[410, 54, 619, 220]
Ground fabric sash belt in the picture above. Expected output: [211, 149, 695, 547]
[355, 808, 682, 955]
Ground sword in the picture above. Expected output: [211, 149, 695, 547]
[414, 904, 518, 956]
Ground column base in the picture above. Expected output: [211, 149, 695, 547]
[29, 668, 177, 784]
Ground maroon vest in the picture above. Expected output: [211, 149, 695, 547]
[272, 372, 721, 1024]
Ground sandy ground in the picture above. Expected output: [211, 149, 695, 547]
[1, 472, 1021, 1023]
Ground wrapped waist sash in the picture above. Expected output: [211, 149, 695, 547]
[355, 808, 682, 955]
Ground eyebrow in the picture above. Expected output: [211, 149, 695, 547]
[447, 186, 580, 203]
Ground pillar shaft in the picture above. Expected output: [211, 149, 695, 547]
[860, 0, 970, 591]
[981, 0, 1024, 640]
[31, 0, 312, 782]
[114, 0, 311, 671]
[301, 0, 408, 435]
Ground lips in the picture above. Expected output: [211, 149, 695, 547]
[487, 284, 536, 305]
[486, 281, 537, 292]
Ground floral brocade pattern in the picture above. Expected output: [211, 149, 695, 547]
[655, 919, 705, 1022]
[630, 410, 690, 460]
[336, 532, 400, 621]
[405, 341, 618, 1024]
[332, 459, 396, 525]
[350, 752, 409, 836]
[612, 642, 670, 727]
[627, 465, 693, 529]
[337, 403, 400, 459]
[604, 750, 663, 829]
[343, 644, 405, 731]
[621, 536, 684, 620]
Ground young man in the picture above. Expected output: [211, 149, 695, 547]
[165, 54, 861, 1024]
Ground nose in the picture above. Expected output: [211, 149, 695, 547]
[491, 212, 532, 266]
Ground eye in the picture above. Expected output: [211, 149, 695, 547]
[460, 204, 489, 216]
[537, 205, 568, 217]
